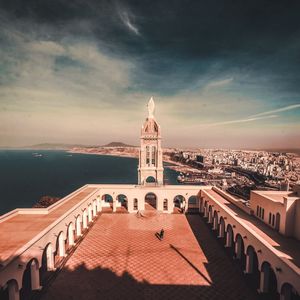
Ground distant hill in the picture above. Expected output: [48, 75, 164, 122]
[22, 142, 137, 150]
[24, 143, 94, 150]
[101, 142, 136, 147]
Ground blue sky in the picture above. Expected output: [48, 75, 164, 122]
[0, 0, 300, 148]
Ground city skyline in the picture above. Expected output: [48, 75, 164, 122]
[1, 1, 300, 148]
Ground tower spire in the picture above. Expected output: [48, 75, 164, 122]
[147, 97, 155, 118]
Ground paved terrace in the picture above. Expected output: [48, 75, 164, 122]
[204, 189, 300, 268]
[41, 213, 258, 300]
[0, 186, 97, 265]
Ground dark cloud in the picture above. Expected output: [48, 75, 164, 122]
[1, 0, 300, 95]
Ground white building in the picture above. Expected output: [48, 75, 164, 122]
[138, 97, 164, 185]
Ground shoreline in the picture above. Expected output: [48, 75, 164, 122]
[68, 149, 200, 174]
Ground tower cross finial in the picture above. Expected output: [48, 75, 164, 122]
[147, 97, 155, 118]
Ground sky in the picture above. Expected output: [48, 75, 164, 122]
[0, 0, 300, 149]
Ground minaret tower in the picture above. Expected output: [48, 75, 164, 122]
[138, 97, 164, 185]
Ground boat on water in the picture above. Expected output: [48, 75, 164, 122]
[32, 153, 43, 157]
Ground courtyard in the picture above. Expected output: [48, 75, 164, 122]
[40, 212, 258, 300]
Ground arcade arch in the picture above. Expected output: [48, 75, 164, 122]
[260, 261, 279, 298]
[245, 246, 260, 289]
[117, 194, 128, 209]
[281, 283, 300, 300]
[20, 259, 40, 300]
[145, 192, 157, 209]
[0, 279, 19, 300]
[173, 195, 185, 213]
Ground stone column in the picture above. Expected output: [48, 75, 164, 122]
[47, 248, 55, 270]
[244, 253, 253, 274]
[83, 213, 87, 229]
[218, 222, 224, 238]
[259, 268, 269, 293]
[88, 206, 92, 223]
[213, 216, 218, 230]
[8, 281, 20, 300]
[127, 198, 133, 213]
[92, 200, 97, 216]
[208, 210, 212, 223]
[235, 239, 241, 259]
[68, 227, 74, 247]
[97, 196, 102, 212]
[112, 198, 117, 212]
[76, 219, 82, 237]
[31, 260, 41, 290]
[204, 205, 208, 218]
[225, 231, 232, 247]
[59, 235, 66, 257]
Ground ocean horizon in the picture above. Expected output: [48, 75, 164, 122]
[0, 150, 179, 216]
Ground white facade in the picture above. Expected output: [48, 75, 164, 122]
[138, 97, 164, 185]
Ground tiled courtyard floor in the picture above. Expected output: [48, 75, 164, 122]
[41, 213, 258, 300]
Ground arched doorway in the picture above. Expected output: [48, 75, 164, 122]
[235, 234, 246, 268]
[225, 224, 234, 255]
[145, 193, 157, 209]
[173, 195, 185, 213]
[0, 279, 19, 300]
[20, 259, 40, 300]
[213, 211, 218, 231]
[260, 261, 279, 299]
[219, 217, 226, 240]
[117, 194, 128, 210]
[188, 195, 198, 213]
[55, 231, 65, 263]
[281, 283, 300, 300]
[245, 245, 260, 289]
[40, 243, 54, 283]
[102, 194, 113, 211]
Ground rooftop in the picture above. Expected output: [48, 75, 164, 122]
[203, 189, 300, 268]
[252, 190, 299, 203]
[0, 186, 98, 265]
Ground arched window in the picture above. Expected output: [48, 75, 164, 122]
[275, 213, 280, 231]
[134, 198, 138, 210]
[146, 146, 150, 165]
[146, 176, 156, 183]
[163, 199, 168, 211]
[151, 146, 156, 165]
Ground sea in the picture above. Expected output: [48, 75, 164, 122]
[0, 150, 179, 216]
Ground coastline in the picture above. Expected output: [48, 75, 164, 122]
[68, 148, 200, 174]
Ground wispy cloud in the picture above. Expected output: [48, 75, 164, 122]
[205, 78, 233, 89]
[200, 114, 278, 128]
[250, 104, 300, 118]
[118, 10, 140, 36]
